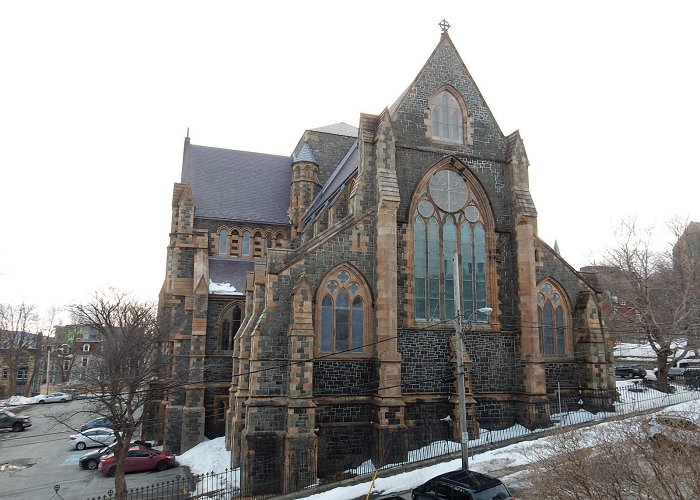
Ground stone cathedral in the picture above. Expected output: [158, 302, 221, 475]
[156, 26, 615, 493]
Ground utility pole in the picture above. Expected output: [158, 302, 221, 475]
[452, 253, 469, 470]
[453, 253, 493, 470]
[454, 302, 469, 470]
[45, 345, 51, 395]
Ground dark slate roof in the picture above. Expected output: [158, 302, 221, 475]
[185, 144, 292, 224]
[310, 122, 358, 137]
[506, 131, 519, 161]
[304, 142, 358, 225]
[208, 258, 254, 296]
[294, 142, 317, 163]
[514, 187, 537, 217]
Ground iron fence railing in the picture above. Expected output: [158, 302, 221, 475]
[86, 378, 700, 500]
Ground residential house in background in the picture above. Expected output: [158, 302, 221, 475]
[0, 331, 43, 397]
[53, 325, 103, 382]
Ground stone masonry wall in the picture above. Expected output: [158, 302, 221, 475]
[300, 131, 357, 186]
[536, 242, 586, 314]
[316, 404, 374, 425]
[399, 329, 453, 393]
[466, 331, 523, 393]
[313, 361, 378, 396]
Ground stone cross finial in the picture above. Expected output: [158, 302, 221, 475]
[439, 19, 450, 33]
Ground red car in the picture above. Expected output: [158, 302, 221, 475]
[98, 445, 176, 476]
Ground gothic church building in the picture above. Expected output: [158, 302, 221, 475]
[157, 28, 615, 492]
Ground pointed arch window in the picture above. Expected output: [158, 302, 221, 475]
[413, 168, 488, 322]
[219, 304, 243, 351]
[537, 281, 570, 357]
[318, 267, 370, 355]
[431, 90, 464, 144]
[218, 230, 229, 255]
[241, 231, 251, 256]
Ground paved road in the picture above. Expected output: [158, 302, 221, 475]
[0, 400, 187, 500]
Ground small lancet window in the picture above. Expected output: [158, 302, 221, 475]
[242, 231, 251, 256]
[219, 230, 229, 255]
[431, 90, 464, 144]
[219, 304, 243, 351]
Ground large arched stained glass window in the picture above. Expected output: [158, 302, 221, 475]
[537, 281, 570, 357]
[318, 266, 369, 354]
[413, 168, 488, 322]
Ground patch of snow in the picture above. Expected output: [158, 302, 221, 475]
[0, 395, 38, 410]
[180, 392, 699, 499]
[209, 279, 242, 296]
[177, 437, 233, 476]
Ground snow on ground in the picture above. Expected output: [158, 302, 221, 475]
[175, 397, 700, 500]
[177, 437, 232, 476]
[0, 395, 37, 410]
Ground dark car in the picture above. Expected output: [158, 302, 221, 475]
[615, 364, 646, 378]
[412, 470, 513, 500]
[0, 410, 32, 432]
[81, 417, 116, 432]
[79, 440, 153, 470]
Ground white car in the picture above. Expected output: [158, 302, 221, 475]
[69, 427, 116, 450]
[34, 392, 73, 404]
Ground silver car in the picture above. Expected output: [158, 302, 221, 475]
[35, 391, 73, 403]
[69, 427, 116, 450]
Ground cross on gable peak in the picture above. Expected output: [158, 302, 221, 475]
[439, 19, 450, 33]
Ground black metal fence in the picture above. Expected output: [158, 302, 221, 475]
[88, 379, 700, 500]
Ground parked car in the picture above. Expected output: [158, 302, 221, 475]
[34, 391, 73, 403]
[412, 470, 513, 500]
[648, 413, 700, 449]
[81, 417, 116, 432]
[615, 365, 646, 378]
[0, 410, 32, 432]
[78, 440, 153, 470]
[98, 446, 176, 477]
[654, 360, 700, 380]
[69, 427, 116, 450]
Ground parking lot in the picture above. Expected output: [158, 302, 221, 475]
[0, 400, 187, 500]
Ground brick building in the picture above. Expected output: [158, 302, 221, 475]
[0, 331, 42, 397]
[156, 28, 615, 492]
[53, 324, 103, 382]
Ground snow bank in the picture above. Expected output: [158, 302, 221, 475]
[0, 395, 37, 410]
[177, 437, 232, 476]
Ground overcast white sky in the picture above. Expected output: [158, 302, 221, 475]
[1, 1, 698, 322]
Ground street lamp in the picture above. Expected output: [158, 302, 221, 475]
[454, 306, 492, 471]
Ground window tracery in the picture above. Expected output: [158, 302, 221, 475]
[317, 266, 370, 355]
[412, 168, 489, 322]
[537, 280, 571, 357]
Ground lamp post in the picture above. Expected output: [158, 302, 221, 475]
[454, 306, 492, 470]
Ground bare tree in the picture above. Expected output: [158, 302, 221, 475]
[0, 302, 40, 396]
[69, 289, 167, 499]
[52, 323, 82, 383]
[519, 413, 700, 499]
[601, 218, 700, 388]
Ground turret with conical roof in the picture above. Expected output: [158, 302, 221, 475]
[290, 142, 320, 242]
